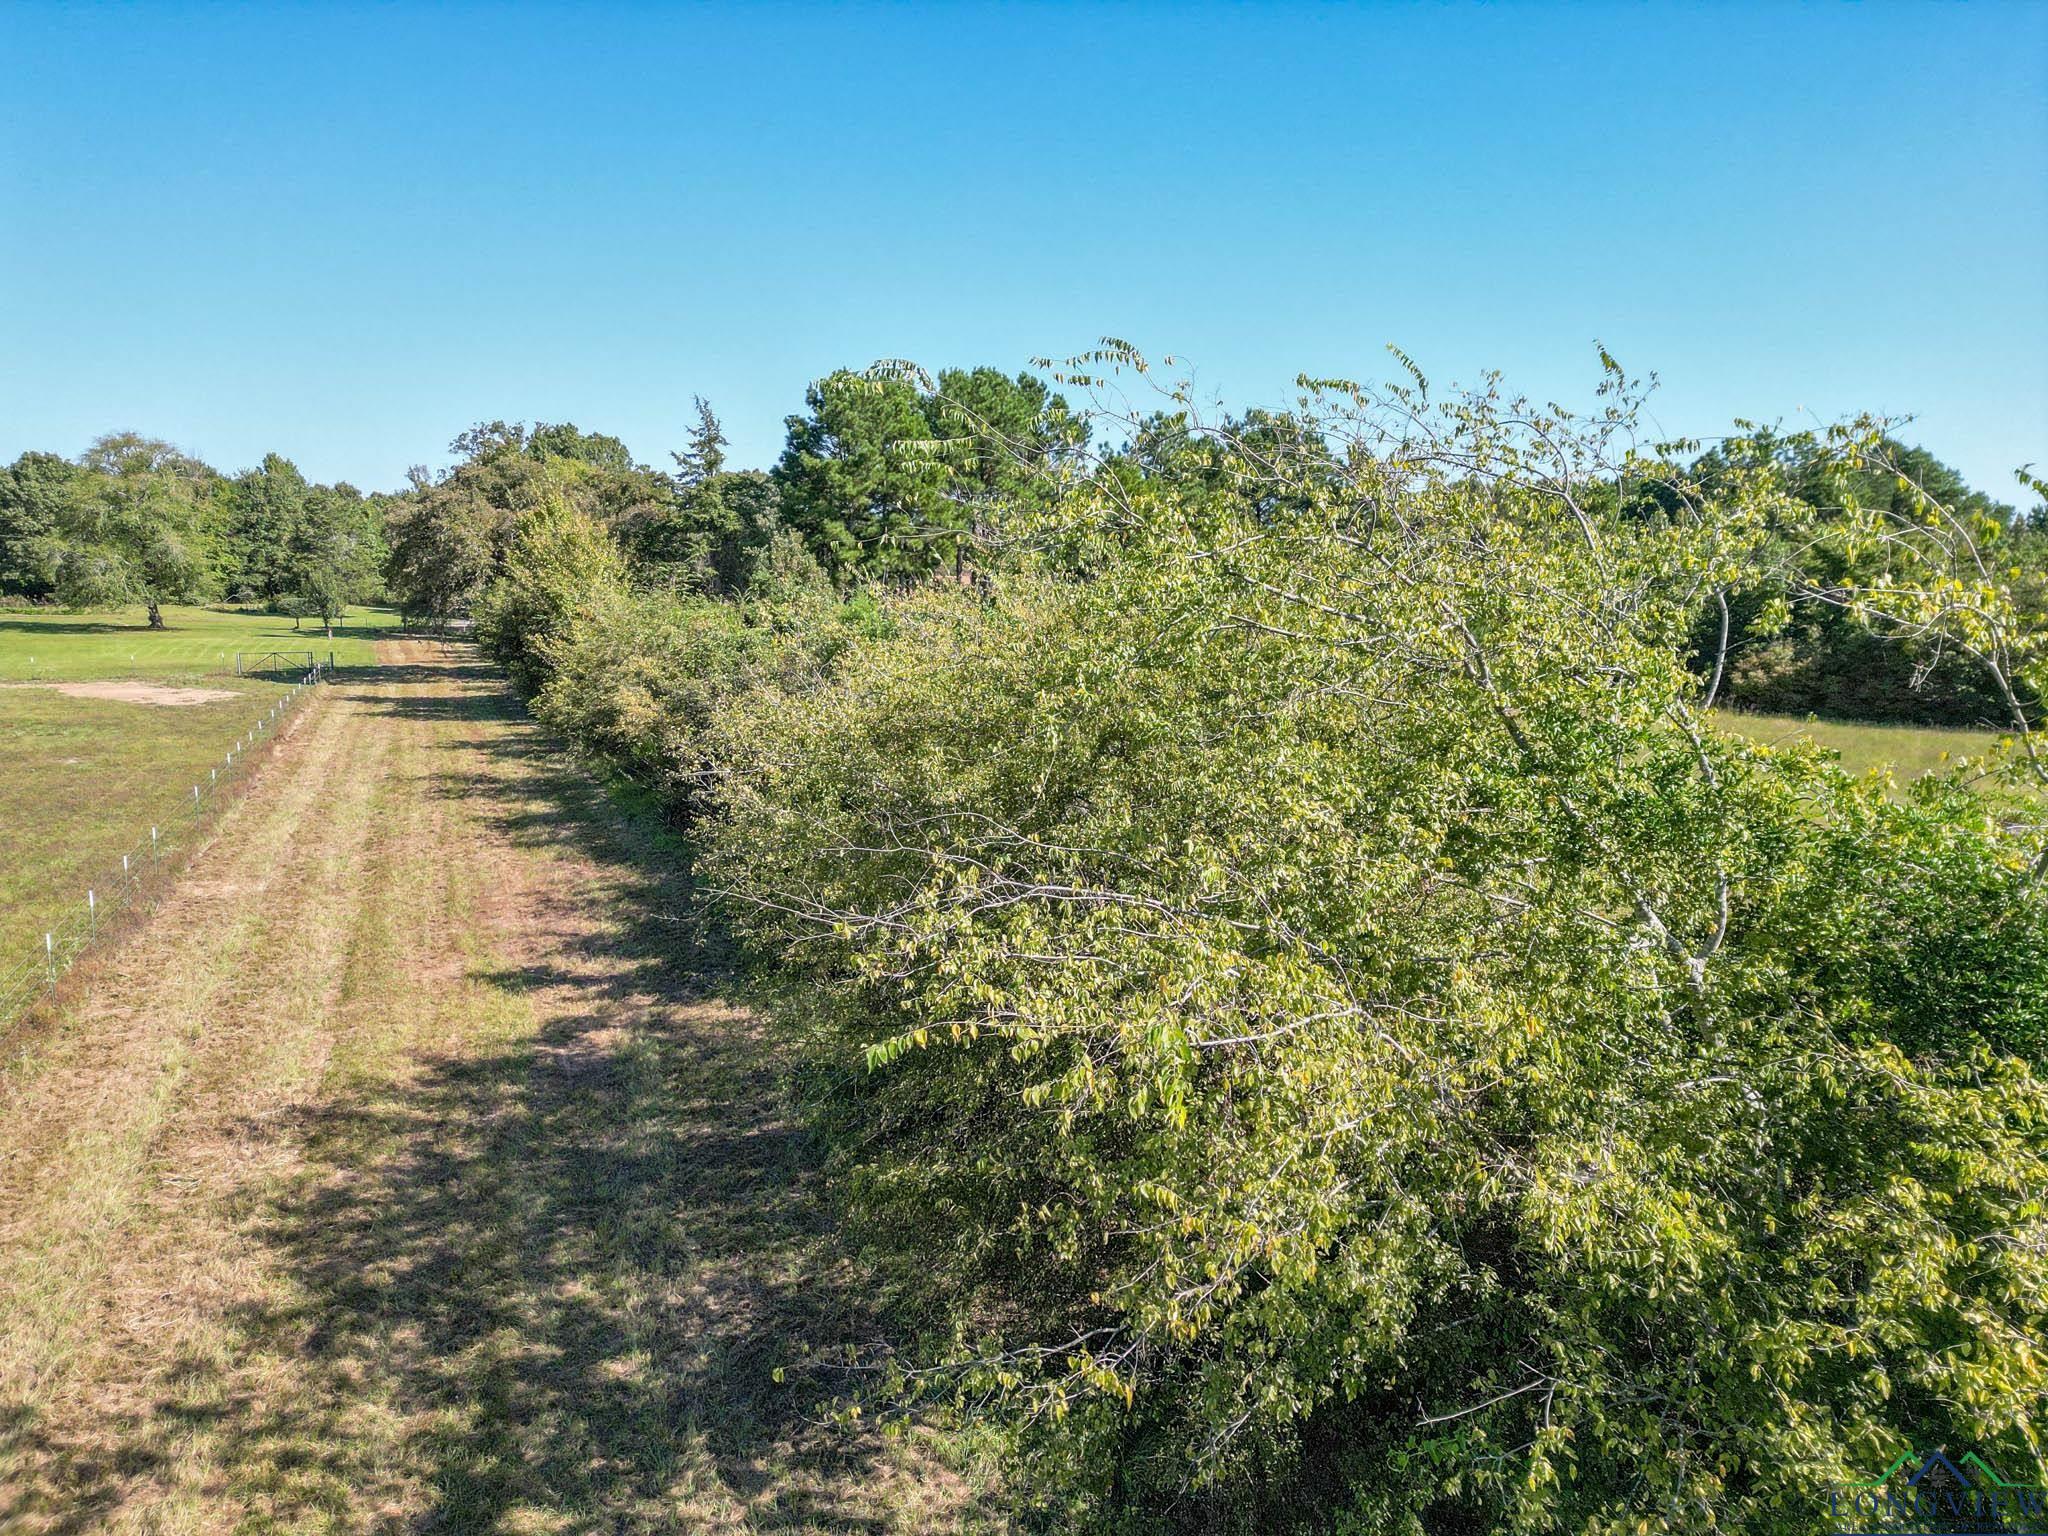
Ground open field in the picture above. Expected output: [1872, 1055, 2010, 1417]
[0, 604, 390, 681]
[0, 639, 993, 1533]
[1719, 710, 2009, 781]
[0, 607, 399, 1001]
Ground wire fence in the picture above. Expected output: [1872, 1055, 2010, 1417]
[0, 662, 330, 1049]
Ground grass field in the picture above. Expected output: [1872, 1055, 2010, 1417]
[0, 606, 398, 993]
[0, 639, 995, 1531]
[0, 603, 390, 681]
[1719, 710, 2008, 782]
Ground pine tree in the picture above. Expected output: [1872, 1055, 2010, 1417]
[673, 397, 728, 485]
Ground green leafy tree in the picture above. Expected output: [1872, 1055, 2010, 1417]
[0, 450, 81, 598]
[224, 452, 312, 603]
[527, 420, 636, 474]
[53, 432, 218, 627]
[1687, 430, 2024, 723]
[673, 395, 728, 483]
[772, 365, 1079, 581]
[283, 483, 382, 635]
[383, 421, 625, 627]
[474, 495, 629, 693]
[773, 369, 947, 579]
[382, 468, 517, 628]
[607, 399, 786, 593]
[692, 353, 2048, 1532]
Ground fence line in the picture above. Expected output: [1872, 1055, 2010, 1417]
[0, 663, 331, 1048]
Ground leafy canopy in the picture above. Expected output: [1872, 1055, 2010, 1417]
[695, 349, 2048, 1532]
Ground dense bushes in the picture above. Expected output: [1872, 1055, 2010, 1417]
[482, 364, 2048, 1532]
[475, 497, 627, 694]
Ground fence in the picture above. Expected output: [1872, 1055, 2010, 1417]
[235, 650, 334, 679]
[0, 665, 329, 1048]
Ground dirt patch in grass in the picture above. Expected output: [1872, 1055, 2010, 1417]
[0, 680, 241, 707]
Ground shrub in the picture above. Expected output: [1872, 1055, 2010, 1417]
[529, 574, 888, 825]
[696, 372, 2048, 1531]
[494, 359, 2048, 1530]
[474, 496, 627, 694]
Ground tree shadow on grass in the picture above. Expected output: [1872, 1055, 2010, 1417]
[0, 614, 415, 640]
[0, 618, 143, 636]
[346, 654, 674, 863]
[337, 658, 526, 728]
[240, 666, 947, 1528]
[210, 965, 921, 1530]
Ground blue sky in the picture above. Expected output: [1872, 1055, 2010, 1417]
[3, 2, 2044, 498]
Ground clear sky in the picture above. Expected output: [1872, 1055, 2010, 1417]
[3, 2, 2044, 499]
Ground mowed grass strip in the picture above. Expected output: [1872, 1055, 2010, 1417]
[0, 606, 397, 988]
[0, 640, 1001, 1534]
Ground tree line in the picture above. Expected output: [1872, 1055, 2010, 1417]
[376, 365, 1075, 625]
[462, 349, 2048, 1531]
[0, 435, 385, 631]
[9, 369, 2037, 728]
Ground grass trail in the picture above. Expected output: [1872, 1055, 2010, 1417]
[0, 640, 994, 1534]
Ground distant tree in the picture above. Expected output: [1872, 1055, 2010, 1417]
[637, 469, 785, 595]
[0, 450, 81, 598]
[474, 495, 629, 693]
[52, 432, 217, 627]
[609, 397, 784, 593]
[1108, 405, 1337, 525]
[527, 421, 635, 474]
[448, 420, 529, 463]
[224, 453, 311, 603]
[385, 419, 648, 625]
[1688, 430, 2025, 722]
[456, 418, 668, 551]
[926, 364, 1082, 535]
[673, 396, 728, 484]
[383, 469, 517, 628]
[773, 366, 1077, 581]
[283, 483, 381, 635]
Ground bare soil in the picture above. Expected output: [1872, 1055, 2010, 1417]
[0, 680, 241, 707]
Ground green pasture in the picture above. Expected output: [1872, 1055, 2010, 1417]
[0, 604, 394, 681]
[0, 606, 393, 994]
[1719, 711, 2009, 783]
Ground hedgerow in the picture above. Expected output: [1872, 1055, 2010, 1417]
[485, 356, 2048, 1532]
